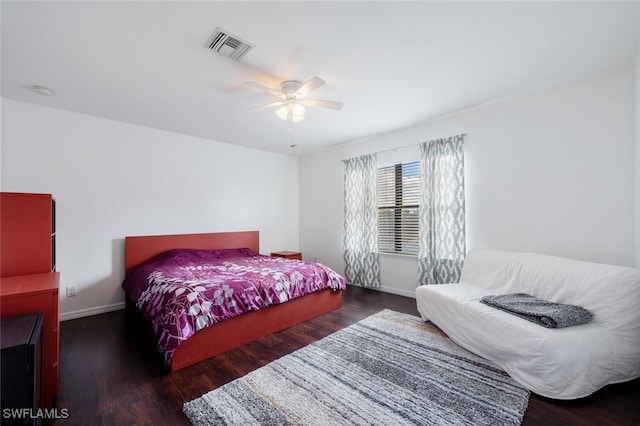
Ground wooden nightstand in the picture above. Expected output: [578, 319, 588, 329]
[271, 251, 302, 260]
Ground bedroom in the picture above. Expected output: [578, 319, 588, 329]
[1, 1, 639, 425]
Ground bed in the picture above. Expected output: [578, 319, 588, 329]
[122, 231, 345, 371]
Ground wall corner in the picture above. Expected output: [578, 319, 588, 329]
[635, 19, 640, 268]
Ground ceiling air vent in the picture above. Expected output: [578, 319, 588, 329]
[206, 28, 253, 62]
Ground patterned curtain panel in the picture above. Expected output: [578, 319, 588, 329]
[343, 154, 381, 288]
[418, 134, 466, 285]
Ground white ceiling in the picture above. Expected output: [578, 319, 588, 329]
[2, 1, 638, 156]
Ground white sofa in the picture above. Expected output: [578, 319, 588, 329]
[415, 248, 640, 399]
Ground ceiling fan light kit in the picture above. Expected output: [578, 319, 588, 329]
[276, 100, 305, 122]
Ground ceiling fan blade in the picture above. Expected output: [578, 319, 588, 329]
[245, 81, 282, 97]
[247, 100, 284, 110]
[303, 98, 344, 110]
[297, 76, 325, 97]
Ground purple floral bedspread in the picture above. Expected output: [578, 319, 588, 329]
[122, 248, 346, 366]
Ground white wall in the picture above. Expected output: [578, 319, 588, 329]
[636, 33, 640, 268]
[1, 99, 299, 319]
[2, 67, 635, 314]
[300, 66, 636, 298]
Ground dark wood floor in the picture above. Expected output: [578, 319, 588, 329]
[53, 285, 639, 425]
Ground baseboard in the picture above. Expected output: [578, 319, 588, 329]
[378, 286, 417, 299]
[346, 283, 416, 299]
[60, 302, 125, 321]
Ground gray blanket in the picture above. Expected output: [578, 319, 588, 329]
[480, 293, 593, 328]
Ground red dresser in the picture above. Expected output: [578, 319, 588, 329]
[1, 192, 59, 408]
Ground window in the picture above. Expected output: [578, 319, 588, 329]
[377, 161, 419, 255]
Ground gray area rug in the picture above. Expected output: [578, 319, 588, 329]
[183, 309, 530, 426]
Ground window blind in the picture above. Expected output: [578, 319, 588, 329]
[377, 161, 419, 255]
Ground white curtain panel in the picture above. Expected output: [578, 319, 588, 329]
[343, 154, 381, 288]
[418, 134, 466, 285]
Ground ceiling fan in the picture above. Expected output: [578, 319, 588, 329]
[246, 76, 343, 123]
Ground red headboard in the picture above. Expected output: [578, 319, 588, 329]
[124, 231, 259, 275]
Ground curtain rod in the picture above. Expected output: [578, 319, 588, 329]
[343, 133, 467, 160]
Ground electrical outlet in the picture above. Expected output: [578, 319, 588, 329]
[66, 286, 76, 297]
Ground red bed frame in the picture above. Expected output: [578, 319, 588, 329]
[124, 230, 343, 371]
